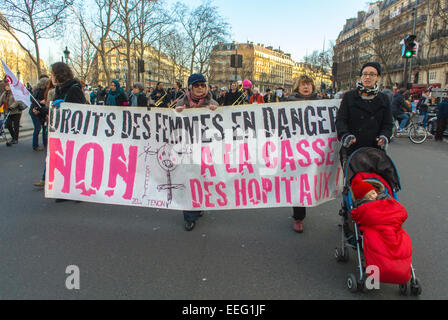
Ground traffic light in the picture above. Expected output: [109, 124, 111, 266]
[402, 35, 417, 58]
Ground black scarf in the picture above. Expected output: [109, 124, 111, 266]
[356, 81, 379, 97]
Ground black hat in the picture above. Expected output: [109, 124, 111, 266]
[188, 73, 206, 86]
[360, 62, 381, 76]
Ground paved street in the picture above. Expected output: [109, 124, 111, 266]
[0, 136, 447, 300]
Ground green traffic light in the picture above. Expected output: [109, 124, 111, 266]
[405, 51, 412, 58]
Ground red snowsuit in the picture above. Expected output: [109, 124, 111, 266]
[350, 173, 412, 284]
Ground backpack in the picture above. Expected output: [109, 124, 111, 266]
[416, 97, 428, 112]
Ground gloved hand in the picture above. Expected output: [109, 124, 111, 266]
[342, 134, 356, 148]
[377, 135, 389, 150]
[53, 99, 65, 109]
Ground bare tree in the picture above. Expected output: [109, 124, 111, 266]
[68, 27, 96, 84]
[161, 30, 189, 84]
[173, 1, 230, 74]
[133, 0, 171, 82]
[74, 0, 118, 86]
[0, 0, 73, 77]
[196, 33, 224, 77]
[361, 30, 400, 86]
[110, 0, 141, 89]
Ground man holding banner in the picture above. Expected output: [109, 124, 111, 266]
[0, 59, 31, 110]
[0, 59, 31, 146]
[0, 81, 27, 145]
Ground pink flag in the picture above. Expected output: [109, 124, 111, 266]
[1, 58, 31, 108]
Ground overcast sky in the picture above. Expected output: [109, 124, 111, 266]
[37, 0, 370, 64]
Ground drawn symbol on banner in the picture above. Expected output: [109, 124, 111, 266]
[139, 143, 192, 204]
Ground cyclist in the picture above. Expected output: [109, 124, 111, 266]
[392, 88, 412, 133]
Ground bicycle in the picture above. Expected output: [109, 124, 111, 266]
[393, 112, 428, 144]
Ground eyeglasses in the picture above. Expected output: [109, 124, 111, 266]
[361, 73, 378, 78]
[193, 83, 207, 88]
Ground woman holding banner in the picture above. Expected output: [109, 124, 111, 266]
[49, 62, 87, 202]
[335, 62, 393, 159]
[0, 82, 26, 146]
[106, 80, 128, 107]
[287, 75, 320, 233]
[175, 73, 219, 231]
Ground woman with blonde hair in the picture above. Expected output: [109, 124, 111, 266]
[287, 74, 320, 233]
[288, 75, 318, 101]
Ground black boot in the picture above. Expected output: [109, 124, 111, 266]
[184, 221, 196, 231]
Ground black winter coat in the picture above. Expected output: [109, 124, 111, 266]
[150, 88, 169, 107]
[224, 90, 243, 106]
[391, 93, 411, 117]
[336, 90, 393, 155]
[54, 79, 87, 104]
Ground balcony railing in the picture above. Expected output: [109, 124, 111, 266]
[431, 30, 448, 41]
[376, 15, 427, 40]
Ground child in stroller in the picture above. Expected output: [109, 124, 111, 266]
[0, 112, 12, 146]
[334, 147, 422, 295]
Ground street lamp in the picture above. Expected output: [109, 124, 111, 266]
[17, 70, 20, 80]
[63, 46, 70, 64]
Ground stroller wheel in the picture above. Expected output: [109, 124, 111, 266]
[399, 282, 408, 295]
[410, 278, 422, 296]
[347, 273, 358, 293]
[335, 247, 349, 262]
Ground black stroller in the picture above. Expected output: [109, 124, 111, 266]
[334, 147, 422, 295]
[0, 112, 12, 146]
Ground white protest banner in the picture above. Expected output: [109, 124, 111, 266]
[45, 100, 343, 210]
[1, 58, 31, 108]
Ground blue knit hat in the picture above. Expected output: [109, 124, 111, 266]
[188, 74, 206, 87]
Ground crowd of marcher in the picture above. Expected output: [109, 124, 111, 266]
[84, 78, 334, 110]
[1, 60, 447, 232]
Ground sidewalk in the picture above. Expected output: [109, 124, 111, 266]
[1, 112, 34, 142]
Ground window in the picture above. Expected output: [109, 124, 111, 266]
[429, 71, 437, 82]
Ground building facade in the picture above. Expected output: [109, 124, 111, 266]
[333, 0, 448, 91]
[0, 12, 47, 85]
[94, 39, 189, 89]
[209, 42, 332, 93]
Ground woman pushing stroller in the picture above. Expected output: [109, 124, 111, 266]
[335, 62, 394, 159]
[334, 63, 421, 294]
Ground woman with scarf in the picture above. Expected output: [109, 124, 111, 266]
[0, 82, 26, 146]
[106, 80, 128, 106]
[287, 75, 320, 233]
[175, 73, 219, 231]
[336, 62, 393, 159]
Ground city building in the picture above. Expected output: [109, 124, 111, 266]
[0, 11, 47, 85]
[209, 41, 332, 93]
[333, 0, 448, 91]
[94, 39, 189, 89]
